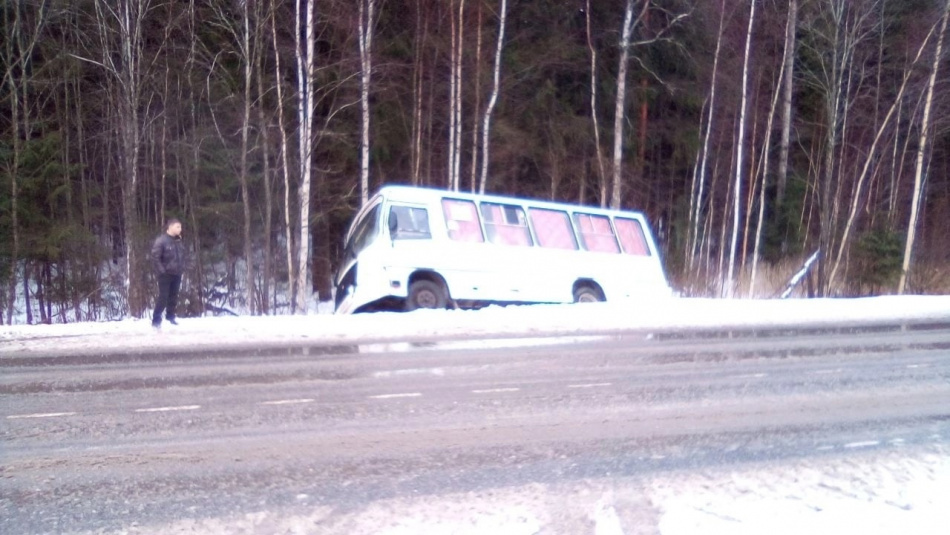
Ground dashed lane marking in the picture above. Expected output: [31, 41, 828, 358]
[134, 405, 201, 413]
[472, 388, 521, 394]
[373, 368, 445, 378]
[843, 440, 880, 449]
[259, 399, 315, 405]
[568, 382, 612, 389]
[369, 393, 422, 399]
[7, 412, 77, 419]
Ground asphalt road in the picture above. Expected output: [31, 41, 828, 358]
[2, 325, 950, 534]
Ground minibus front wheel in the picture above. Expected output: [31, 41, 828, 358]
[405, 279, 448, 311]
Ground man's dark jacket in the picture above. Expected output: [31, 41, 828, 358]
[151, 233, 186, 275]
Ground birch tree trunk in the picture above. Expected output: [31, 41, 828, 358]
[358, 0, 376, 205]
[295, 0, 316, 313]
[271, 0, 295, 312]
[610, 0, 638, 209]
[898, 0, 950, 294]
[453, 0, 466, 190]
[585, 0, 608, 208]
[256, 0, 273, 313]
[448, 1, 457, 190]
[447, 1, 466, 191]
[470, 3, 482, 193]
[239, 0, 256, 314]
[410, 1, 427, 185]
[726, 0, 756, 297]
[478, 0, 507, 195]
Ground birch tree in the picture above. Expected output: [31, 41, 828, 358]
[295, 0, 316, 313]
[241, 1, 257, 314]
[270, 0, 296, 312]
[726, 0, 756, 297]
[410, 0, 428, 185]
[256, 0, 274, 313]
[610, 0, 640, 209]
[899, 0, 950, 294]
[609, 0, 687, 209]
[585, 0, 608, 208]
[358, 0, 376, 205]
[478, 0, 507, 194]
[448, 0, 466, 191]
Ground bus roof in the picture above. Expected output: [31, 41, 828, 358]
[372, 184, 649, 220]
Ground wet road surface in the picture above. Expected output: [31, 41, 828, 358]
[3, 325, 950, 533]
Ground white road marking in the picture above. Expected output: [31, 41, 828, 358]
[369, 393, 422, 399]
[734, 373, 767, 379]
[373, 368, 445, 378]
[843, 440, 880, 449]
[472, 388, 521, 394]
[259, 399, 314, 406]
[816, 445, 835, 451]
[135, 405, 201, 413]
[568, 382, 612, 389]
[812, 369, 842, 374]
[7, 412, 77, 419]
[906, 364, 930, 369]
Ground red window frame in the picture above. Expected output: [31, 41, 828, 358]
[442, 199, 484, 243]
[529, 208, 577, 250]
[614, 217, 650, 256]
[573, 213, 620, 254]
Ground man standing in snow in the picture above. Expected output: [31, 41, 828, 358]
[151, 218, 186, 329]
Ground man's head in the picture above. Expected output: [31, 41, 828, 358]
[165, 218, 182, 237]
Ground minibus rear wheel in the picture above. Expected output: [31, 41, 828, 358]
[406, 280, 447, 311]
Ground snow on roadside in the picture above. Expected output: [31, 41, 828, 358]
[76, 444, 949, 535]
[654, 444, 950, 535]
[2, 295, 950, 356]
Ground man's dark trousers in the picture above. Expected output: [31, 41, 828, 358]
[153, 273, 182, 325]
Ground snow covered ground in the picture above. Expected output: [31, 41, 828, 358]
[3, 294, 950, 356]
[6, 295, 950, 534]
[77, 444, 950, 535]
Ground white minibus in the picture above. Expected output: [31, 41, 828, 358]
[333, 185, 672, 313]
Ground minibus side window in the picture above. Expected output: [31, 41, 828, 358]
[573, 213, 620, 253]
[390, 205, 431, 240]
[528, 208, 577, 250]
[480, 203, 533, 246]
[442, 199, 484, 242]
[614, 217, 650, 256]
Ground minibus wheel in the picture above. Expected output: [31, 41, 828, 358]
[573, 285, 604, 303]
[406, 280, 447, 311]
